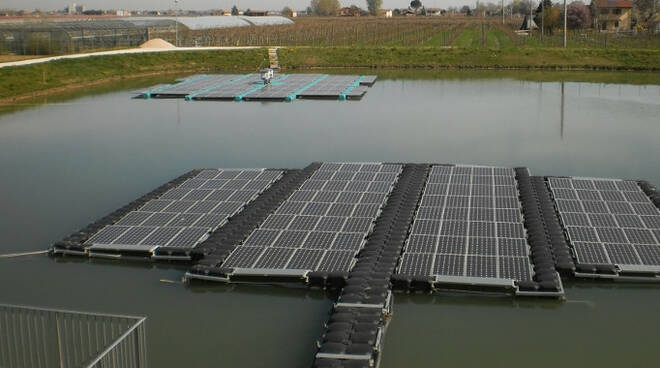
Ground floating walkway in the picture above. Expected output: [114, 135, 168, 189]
[137, 74, 377, 102]
[51, 162, 660, 368]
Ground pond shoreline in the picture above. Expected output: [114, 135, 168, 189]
[2, 47, 660, 105]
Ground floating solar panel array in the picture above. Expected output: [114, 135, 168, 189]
[83, 169, 282, 259]
[395, 165, 552, 294]
[215, 163, 402, 280]
[137, 73, 377, 102]
[548, 177, 660, 279]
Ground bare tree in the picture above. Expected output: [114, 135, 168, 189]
[310, 0, 341, 16]
[282, 6, 294, 17]
[567, 1, 591, 29]
[367, 0, 383, 15]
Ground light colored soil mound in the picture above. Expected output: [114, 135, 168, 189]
[139, 38, 176, 49]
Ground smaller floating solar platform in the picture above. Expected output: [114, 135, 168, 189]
[137, 73, 377, 102]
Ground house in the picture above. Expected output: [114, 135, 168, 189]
[400, 8, 416, 16]
[339, 7, 360, 17]
[291, 10, 297, 17]
[426, 8, 443, 16]
[244, 9, 268, 16]
[520, 14, 538, 30]
[592, 0, 632, 32]
[379, 9, 393, 18]
[220, 9, 232, 16]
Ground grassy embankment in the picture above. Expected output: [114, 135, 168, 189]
[2, 44, 660, 104]
[279, 47, 660, 71]
[0, 49, 268, 103]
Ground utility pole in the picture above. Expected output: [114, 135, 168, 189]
[502, 0, 505, 24]
[541, 0, 544, 38]
[175, 0, 179, 47]
[530, 0, 533, 32]
[563, 0, 567, 47]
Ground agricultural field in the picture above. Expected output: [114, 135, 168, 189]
[178, 17, 467, 47]
[175, 17, 660, 50]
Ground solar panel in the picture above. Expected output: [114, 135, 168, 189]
[286, 249, 324, 269]
[548, 177, 660, 269]
[399, 253, 433, 276]
[219, 163, 402, 274]
[253, 247, 295, 269]
[84, 169, 282, 255]
[395, 165, 535, 284]
[316, 250, 356, 272]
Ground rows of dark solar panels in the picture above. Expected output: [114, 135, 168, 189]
[548, 177, 660, 267]
[220, 163, 402, 273]
[242, 74, 320, 100]
[297, 75, 364, 99]
[191, 74, 261, 99]
[151, 74, 239, 97]
[85, 169, 282, 251]
[397, 165, 534, 282]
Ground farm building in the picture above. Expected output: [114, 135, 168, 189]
[244, 10, 269, 17]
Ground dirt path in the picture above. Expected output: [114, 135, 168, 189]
[0, 46, 263, 69]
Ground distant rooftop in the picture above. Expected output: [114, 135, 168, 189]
[593, 0, 633, 8]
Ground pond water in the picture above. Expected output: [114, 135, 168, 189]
[0, 72, 659, 367]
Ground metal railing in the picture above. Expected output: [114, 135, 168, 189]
[0, 303, 147, 368]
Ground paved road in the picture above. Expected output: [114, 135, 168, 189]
[0, 46, 263, 69]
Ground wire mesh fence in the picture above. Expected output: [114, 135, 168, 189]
[0, 303, 147, 368]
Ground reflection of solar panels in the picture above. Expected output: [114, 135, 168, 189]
[394, 165, 542, 295]
[548, 177, 660, 279]
[82, 169, 282, 259]
[218, 162, 401, 279]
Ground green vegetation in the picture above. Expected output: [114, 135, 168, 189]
[279, 47, 660, 71]
[487, 28, 515, 49]
[453, 26, 479, 48]
[0, 49, 267, 101]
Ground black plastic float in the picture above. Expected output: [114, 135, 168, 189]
[515, 169, 566, 294]
[313, 164, 430, 368]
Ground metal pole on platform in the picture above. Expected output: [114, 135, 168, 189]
[563, 0, 567, 48]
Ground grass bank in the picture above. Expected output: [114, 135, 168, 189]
[0, 49, 268, 102]
[279, 47, 660, 71]
[2, 46, 660, 103]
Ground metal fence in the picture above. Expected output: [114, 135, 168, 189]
[0, 303, 147, 368]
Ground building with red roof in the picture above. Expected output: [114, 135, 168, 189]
[592, 0, 633, 32]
